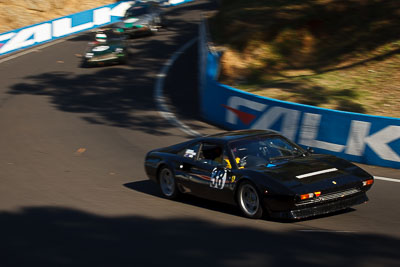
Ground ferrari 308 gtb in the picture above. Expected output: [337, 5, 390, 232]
[144, 130, 374, 219]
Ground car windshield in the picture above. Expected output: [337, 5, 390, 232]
[125, 6, 149, 17]
[229, 135, 305, 168]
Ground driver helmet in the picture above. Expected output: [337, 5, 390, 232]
[95, 32, 107, 43]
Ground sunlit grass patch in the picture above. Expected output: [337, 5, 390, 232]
[211, 0, 400, 117]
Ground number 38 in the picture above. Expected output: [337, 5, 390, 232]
[210, 168, 227, 189]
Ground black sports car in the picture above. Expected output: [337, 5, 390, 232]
[144, 130, 374, 219]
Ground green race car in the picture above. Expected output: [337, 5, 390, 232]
[118, 1, 165, 37]
[82, 30, 128, 67]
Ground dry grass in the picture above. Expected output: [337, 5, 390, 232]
[211, 0, 400, 117]
[0, 0, 117, 33]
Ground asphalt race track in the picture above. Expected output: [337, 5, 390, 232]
[0, 1, 399, 266]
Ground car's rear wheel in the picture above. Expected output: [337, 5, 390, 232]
[81, 60, 90, 68]
[237, 182, 263, 219]
[119, 57, 127, 65]
[158, 167, 178, 199]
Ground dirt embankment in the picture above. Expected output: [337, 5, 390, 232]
[211, 0, 400, 117]
[0, 0, 117, 33]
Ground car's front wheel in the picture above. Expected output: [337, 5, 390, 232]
[158, 166, 178, 199]
[237, 181, 263, 219]
[118, 57, 127, 65]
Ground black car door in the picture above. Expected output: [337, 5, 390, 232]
[174, 142, 201, 191]
[188, 142, 234, 203]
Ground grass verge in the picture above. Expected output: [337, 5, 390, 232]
[210, 0, 400, 117]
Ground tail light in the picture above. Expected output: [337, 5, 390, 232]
[300, 191, 322, 200]
[362, 179, 374, 186]
[300, 193, 314, 200]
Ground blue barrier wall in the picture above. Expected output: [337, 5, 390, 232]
[0, 0, 193, 56]
[199, 22, 400, 169]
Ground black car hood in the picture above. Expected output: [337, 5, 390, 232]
[250, 154, 370, 192]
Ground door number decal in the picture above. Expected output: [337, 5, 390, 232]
[210, 168, 227, 189]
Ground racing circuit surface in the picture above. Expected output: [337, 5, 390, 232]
[0, 1, 400, 266]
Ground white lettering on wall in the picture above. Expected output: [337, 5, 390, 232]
[0, 2, 134, 55]
[347, 121, 400, 161]
[53, 18, 94, 38]
[252, 106, 300, 140]
[0, 24, 51, 54]
[299, 113, 345, 152]
[224, 96, 400, 163]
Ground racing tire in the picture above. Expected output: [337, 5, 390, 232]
[158, 166, 178, 199]
[237, 181, 263, 219]
[81, 60, 90, 68]
[119, 57, 127, 65]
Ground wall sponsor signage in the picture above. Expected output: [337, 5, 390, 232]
[0, 0, 193, 56]
[223, 94, 400, 168]
[199, 21, 400, 168]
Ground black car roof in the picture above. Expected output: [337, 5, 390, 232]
[202, 129, 279, 143]
[161, 130, 281, 153]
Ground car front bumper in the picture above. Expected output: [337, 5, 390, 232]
[268, 192, 369, 220]
[86, 54, 126, 64]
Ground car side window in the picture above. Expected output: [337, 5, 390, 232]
[198, 143, 228, 167]
[178, 143, 200, 160]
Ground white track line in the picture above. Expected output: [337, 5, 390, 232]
[154, 37, 201, 137]
[374, 176, 400, 183]
[297, 230, 356, 233]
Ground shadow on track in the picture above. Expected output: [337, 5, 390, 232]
[1, 206, 399, 267]
[7, 1, 215, 137]
[124, 180, 360, 224]
[124, 180, 240, 217]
